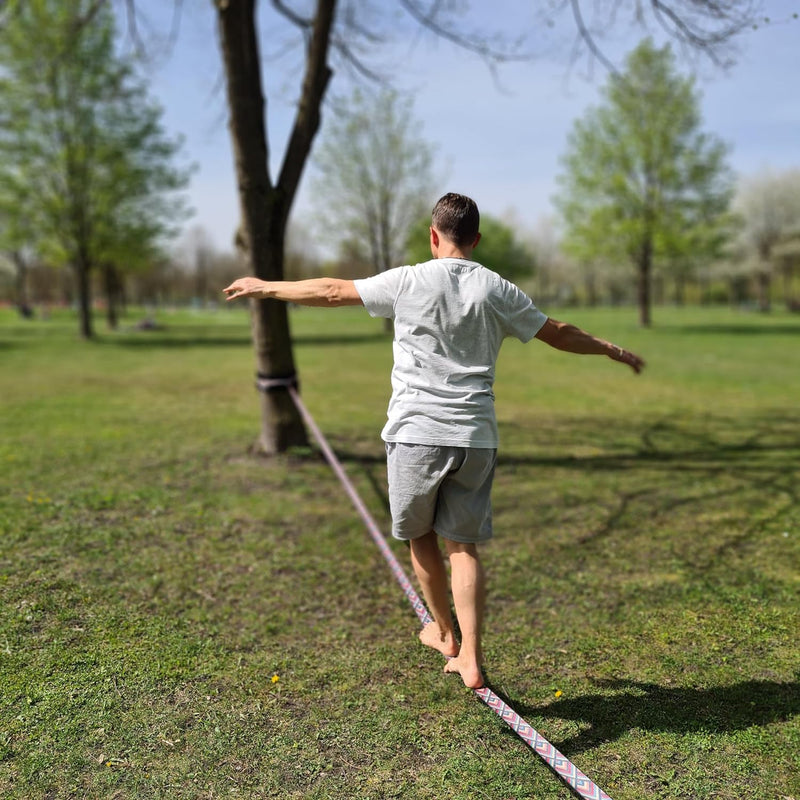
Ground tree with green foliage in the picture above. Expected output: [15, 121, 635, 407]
[554, 39, 735, 326]
[312, 89, 436, 281]
[0, 0, 191, 338]
[405, 212, 535, 284]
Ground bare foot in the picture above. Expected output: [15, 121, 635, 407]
[419, 621, 460, 658]
[443, 654, 484, 689]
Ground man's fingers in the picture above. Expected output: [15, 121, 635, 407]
[223, 281, 247, 299]
[629, 354, 645, 374]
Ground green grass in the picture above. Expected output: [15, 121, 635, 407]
[1, 304, 798, 799]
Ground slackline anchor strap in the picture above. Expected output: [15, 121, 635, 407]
[255, 372, 299, 393]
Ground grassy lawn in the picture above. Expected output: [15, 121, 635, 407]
[1, 303, 798, 799]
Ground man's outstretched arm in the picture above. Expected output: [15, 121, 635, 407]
[534, 318, 645, 374]
[223, 277, 363, 307]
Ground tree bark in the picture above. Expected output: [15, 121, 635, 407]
[755, 269, 772, 312]
[75, 248, 94, 339]
[637, 235, 653, 327]
[215, 0, 336, 454]
[755, 242, 773, 312]
[782, 256, 798, 311]
[12, 251, 32, 317]
[103, 263, 122, 330]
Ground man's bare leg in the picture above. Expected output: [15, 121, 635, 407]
[442, 540, 485, 689]
[409, 532, 460, 658]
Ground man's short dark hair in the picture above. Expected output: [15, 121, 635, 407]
[431, 193, 480, 248]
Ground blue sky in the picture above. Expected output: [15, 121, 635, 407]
[124, 1, 800, 253]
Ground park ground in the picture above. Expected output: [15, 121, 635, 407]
[0, 304, 798, 799]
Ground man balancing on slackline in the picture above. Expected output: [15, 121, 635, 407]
[224, 192, 645, 689]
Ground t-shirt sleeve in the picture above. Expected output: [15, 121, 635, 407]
[501, 281, 548, 342]
[354, 267, 407, 319]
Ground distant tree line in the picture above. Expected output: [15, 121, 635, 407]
[5, 147, 798, 319]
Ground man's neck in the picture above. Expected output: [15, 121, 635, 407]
[435, 242, 473, 260]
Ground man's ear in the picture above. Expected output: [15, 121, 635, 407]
[429, 226, 440, 256]
[472, 232, 482, 248]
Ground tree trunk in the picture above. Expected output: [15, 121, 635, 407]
[584, 269, 597, 306]
[781, 255, 797, 311]
[251, 232, 308, 454]
[216, 0, 309, 454]
[12, 251, 32, 318]
[637, 236, 653, 327]
[755, 243, 772, 313]
[75, 250, 94, 339]
[755, 269, 771, 312]
[103, 263, 121, 330]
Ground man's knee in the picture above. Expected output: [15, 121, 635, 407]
[444, 539, 478, 558]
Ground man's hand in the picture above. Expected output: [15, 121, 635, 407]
[223, 277, 268, 301]
[610, 346, 645, 374]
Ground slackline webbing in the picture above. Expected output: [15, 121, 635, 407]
[287, 386, 613, 800]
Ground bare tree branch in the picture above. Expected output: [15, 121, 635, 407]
[569, 0, 620, 76]
[271, 0, 309, 32]
[75, 0, 107, 29]
[122, 0, 145, 57]
[565, 0, 761, 74]
[271, 0, 401, 83]
[397, 0, 538, 65]
[649, 0, 755, 67]
[117, 0, 184, 61]
[277, 0, 336, 213]
[328, 35, 384, 82]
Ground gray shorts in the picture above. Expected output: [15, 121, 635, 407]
[386, 442, 497, 543]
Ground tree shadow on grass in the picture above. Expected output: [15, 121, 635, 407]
[99, 334, 254, 348]
[491, 677, 800, 756]
[497, 412, 800, 474]
[668, 323, 800, 336]
[495, 412, 799, 559]
[94, 329, 387, 349]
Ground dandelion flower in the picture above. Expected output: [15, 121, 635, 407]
[271, 674, 280, 684]
[555, 690, 563, 698]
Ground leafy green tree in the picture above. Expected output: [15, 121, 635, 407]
[312, 89, 436, 280]
[0, 0, 191, 337]
[405, 213, 535, 283]
[554, 39, 735, 326]
[474, 217, 536, 284]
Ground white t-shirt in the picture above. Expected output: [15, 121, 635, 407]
[354, 258, 547, 448]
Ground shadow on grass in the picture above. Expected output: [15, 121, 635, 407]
[98, 333, 253, 348]
[492, 677, 800, 755]
[498, 412, 800, 473]
[668, 323, 800, 336]
[91, 330, 388, 349]
[497, 413, 799, 554]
